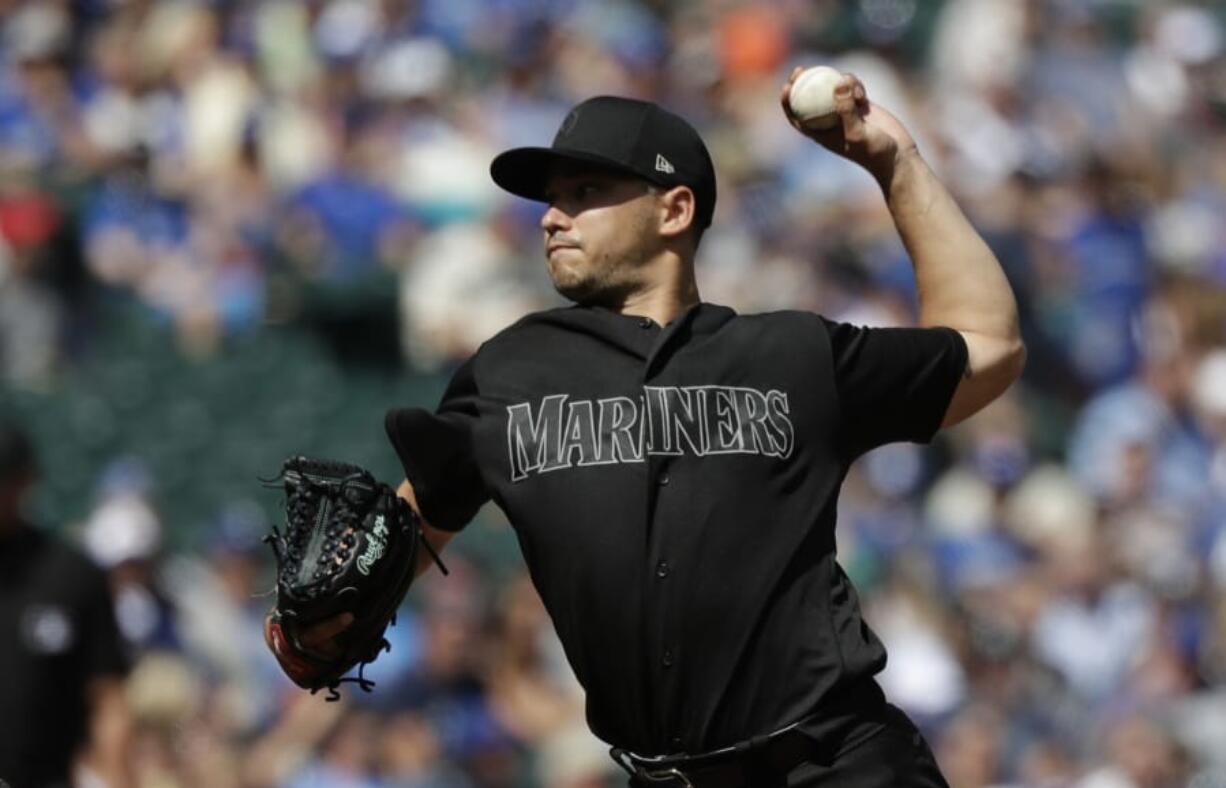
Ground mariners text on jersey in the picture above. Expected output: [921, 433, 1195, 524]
[506, 385, 795, 481]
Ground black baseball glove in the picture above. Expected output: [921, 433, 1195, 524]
[261, 456, 446, 699]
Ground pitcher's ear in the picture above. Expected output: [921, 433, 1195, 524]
[657, 185, 696, 239]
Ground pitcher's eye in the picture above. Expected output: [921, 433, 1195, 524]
[544, 180, 604, 207]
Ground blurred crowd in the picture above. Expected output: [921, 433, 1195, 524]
[3, 0, 1226, 786]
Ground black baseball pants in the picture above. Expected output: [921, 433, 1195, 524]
[783, 703, 949, 787]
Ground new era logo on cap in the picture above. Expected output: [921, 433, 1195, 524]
[655, 154, 675, 174]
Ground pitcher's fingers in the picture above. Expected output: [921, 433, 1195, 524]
[834, 74, 868, 142]
[835, 72, 865, 96]
[852, 80, 868, 111]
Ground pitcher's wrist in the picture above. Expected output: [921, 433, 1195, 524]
[879, 147, 927, 204]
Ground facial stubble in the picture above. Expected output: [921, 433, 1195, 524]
[548, 201, 660, 307]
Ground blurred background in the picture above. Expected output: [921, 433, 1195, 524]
[1, 0, 1225, 785]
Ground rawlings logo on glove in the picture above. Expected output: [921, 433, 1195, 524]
[356, 515, 389, 576]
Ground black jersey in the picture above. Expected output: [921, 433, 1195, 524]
[386, 302, 966, 756]
[0, 525, 128, 787]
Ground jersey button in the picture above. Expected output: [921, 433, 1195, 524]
[662, 649, 674, 668]
[656, 560, 671, 578]
[658, 473, 670, 486]
[638, 317, 653, 329]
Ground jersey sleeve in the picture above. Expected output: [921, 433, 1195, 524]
[823, 318, 968, 461]
[385, 357, 490, 532]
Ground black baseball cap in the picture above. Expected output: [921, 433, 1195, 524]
[491, 96, 717, 228]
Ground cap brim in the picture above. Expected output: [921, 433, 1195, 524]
[490, 147, 655, 203]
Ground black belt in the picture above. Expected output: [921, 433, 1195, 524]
[610, 721, 815, 788]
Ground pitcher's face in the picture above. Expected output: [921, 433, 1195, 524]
[540, 166, 663, 306]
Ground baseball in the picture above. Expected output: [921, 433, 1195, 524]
[788, 65, 843, 130]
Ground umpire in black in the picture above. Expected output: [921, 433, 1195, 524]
[0, 422, 132, 787]
[296, 70, 1025, 786]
